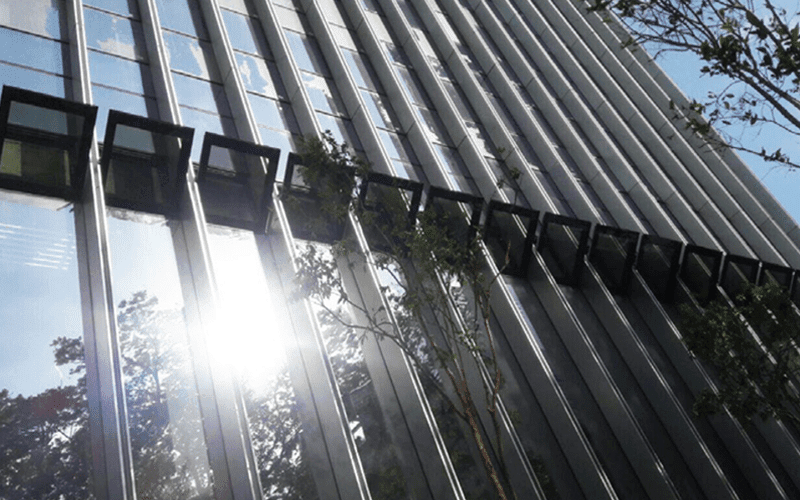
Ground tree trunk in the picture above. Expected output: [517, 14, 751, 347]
[465, 403, 508, 500]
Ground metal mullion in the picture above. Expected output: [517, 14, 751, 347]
[213, 1, 378, 499]
[141, 0, 268, 499]
[346, 1, 461, 191]
[69, 1, 136, 499]
[302, 0, 395, 176]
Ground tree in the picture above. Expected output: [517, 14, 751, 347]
[585, 0, 800, 169]
[679, 283, 800, 425]
[289, 133, 519, 499]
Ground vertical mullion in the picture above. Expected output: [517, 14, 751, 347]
[69, 0, 137, 498]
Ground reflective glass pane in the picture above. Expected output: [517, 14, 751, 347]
[680, 247, 721, 304]
[92, 85, 157, 139]
[154, 0, 207, 38]
[179, 107, 238, 161]
[249, 94, 297, 132]
[84, 0, 140, 17]
[363, 91, 397, 130]
[303, 74, 343, 114]
[0, 62, 68, 97]
[163, 31, 219, 81]
[637, 237, 681, 301]
[84, 8, 148, 61]
[415, 107, 447, 144]
[343, 50, 377, 90]
[296, 243, 413, 499]
[316, 113, 362, 152]
[235, 54, 284, 99]
[206, 229, 319, 499]
[107, 212, 214, 499]
[0, 0, 64, 39]
[539, 217, 590, 286]
[0, 28, 68, 75]
[88, 51, 154, 95]
[394, 67, 427, 106]
[0, 199, 93, 499]
[284, 31, 327, 75]
[172, 74, 231, 115]
[258, 128, 294, 180]
[221, 9, 266, 56]
[218, 0, 251, 14]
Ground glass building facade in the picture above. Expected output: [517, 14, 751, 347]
[1, 0, 800, 499]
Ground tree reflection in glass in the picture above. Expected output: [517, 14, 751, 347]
[295, 242, 411, 500]
[0, 200, 92, 499]
[107, 210, 213, 499]
[206, 227, 318, 500]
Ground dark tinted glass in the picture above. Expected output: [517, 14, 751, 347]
[484, 204, 536, 277]
[590, 227, 639, 294]
[636, 237, 681, 301]
[680, 246, 722, 304]
[720, 256, 758, 300]
[539, 216, 590, 286]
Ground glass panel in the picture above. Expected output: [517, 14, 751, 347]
[343, 50, 378, 90]
[0, 28, 69, 75]
[363, 91, 398, 130]
[154, 0, 208, 38]
[760, 263, 793, 289]
[720, 257, 758, 301]
[235, 54, 285, 99]
[249, 94, 298, 132]
[178, 107, 238, 161]
[394, 67, 427, 106]
[221, 9, 266, 56]
[484, 206, 535, 277]
[206, 229, 320, 499]
[590, 228, 639, 293]
[637, 237, 681, 301]
[172, 74, 231, 115]
[680, 247, 721, 304]
[0, 199, 93, 499]
[259, 128, 294, 180]
[303, 74, 343, 114]
[88, 51, 154, 95]
[415, 107, 447, 144]
[284, 31, 327, 75]
[540, 218, 590, 286]
[84, 0, 140, 17]
[107, 212, 214, 499]
[84, 8, 148, 61]
[297, 243, 413, 499]
[218, 0, 252, 14]
[92, 85, 158, 139]
[316, 113, 362, 152]
[0, 0, 64, 39]
[0, 62, 68, 97]
[1, 102, 85, 193]
[163, 32, 219, 81]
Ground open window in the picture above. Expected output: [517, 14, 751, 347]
[422, 186, 483, 249]
[0, 85, 97, 200]
[100, 110, 193, 216]
[719, 254, 759, 301]
[196, 132, 280, 232]
[589, 225, 639, 294]
[483, 200, 537, 278]
[279, 151, 358, 243]
[356, 171, 422, 253]
[537, 213, 591, 286]
[758, 261, 794, 290]
[636, 235, 682, 302]
[680, 245, 722, 305]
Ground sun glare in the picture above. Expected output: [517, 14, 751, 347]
[207, 229, 289, 390]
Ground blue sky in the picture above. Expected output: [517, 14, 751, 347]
[646, 4, 800, 225]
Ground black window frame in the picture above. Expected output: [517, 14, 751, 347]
[196, 132, 280, 232]
[537, 212, 591, 286]
[483, 200, 538, 278]
[0, 85, 97, 201]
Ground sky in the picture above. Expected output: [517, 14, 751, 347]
[644, 3, 800, 226]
